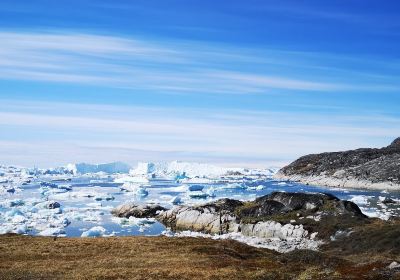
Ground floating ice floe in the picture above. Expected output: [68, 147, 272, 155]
[38, 227, 66, 237]
[170, 196, 182, 205]
[94, 194, 115, 201]
[187, 191, 212, 199]
[114, 175, 149, 184]
[246, 185, 266, 191]
[179, 177, 213, 184]
[120, 182, 149, 197]
[81, 226, 107, 237]
[349, 195, 373, 206]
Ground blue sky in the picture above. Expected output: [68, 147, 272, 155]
[0, 0, 400, 167]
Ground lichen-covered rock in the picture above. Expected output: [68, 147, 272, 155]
[157, 199, 242, 234]
[111, 203, 166, 218]
[276, 137, 400, 190]
[241, 221, 308, 239]
[156, 192, 366, 242]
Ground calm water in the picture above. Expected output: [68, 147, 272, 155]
[1, 174, 399, 237]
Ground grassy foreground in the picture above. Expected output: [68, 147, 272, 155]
[0, 230, 399, 280]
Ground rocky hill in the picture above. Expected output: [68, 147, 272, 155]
[275, 137, 400, 190]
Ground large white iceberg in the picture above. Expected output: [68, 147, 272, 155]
[130, 161, 243, 179]
[67, 162, 131, 174]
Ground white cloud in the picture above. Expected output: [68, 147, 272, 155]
[0, 31, 374, 94]
[0, 100, 399, 168]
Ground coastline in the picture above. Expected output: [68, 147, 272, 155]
[274, 172, 400, 191]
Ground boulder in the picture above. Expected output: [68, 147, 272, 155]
[48, 202, 61, 209]
[111, 203, 166, 218]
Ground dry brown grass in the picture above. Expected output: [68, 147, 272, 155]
[0, 234, 281, 280]
[0, 233, 399, 280]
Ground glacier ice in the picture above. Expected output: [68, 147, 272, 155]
[67, 162, 131, 174]
[129, 161, 248, 179]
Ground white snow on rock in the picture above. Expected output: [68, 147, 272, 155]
[162, 230, 322, 253]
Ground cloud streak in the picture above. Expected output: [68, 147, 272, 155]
[1, 31, 397, 95]
[1, 100, 399, 167]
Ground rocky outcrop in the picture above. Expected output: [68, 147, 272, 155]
[111, 203, 166, 218]
[275, 137, 400, 190]
[158, 199, 242, 234]
[156, 192, 366, 241]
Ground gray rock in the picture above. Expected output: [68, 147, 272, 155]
[382, 197, 396, 204]
[156, 192, 366, 239]
[157, 199, 243, 234]
[277, 137, 400, 189]
[112, 203, 166, 218]
[48, 202, 61, 209]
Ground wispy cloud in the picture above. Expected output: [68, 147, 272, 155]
[1, 31, 397, 94]
[0, 100, 399, 167]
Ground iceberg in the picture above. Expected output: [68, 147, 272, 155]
[67, 162, 131, 174]
[170, 196, 182, 205]
[129, 161, 245, 179]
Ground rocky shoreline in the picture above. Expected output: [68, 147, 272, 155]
[274, 172, 400, 190]
[275, 137, 400, 190]
[112, 192, 369, 252]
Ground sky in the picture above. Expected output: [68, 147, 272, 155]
[0, 0, 400, 168]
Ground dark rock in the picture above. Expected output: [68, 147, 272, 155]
[260, 192, 337, 211]
[48, 202, 61, 209]
[388, 137, 400, 149]
[382, 197, 396, 204]
[278, 137, 400, 187]
[237, 200, 285, 218]
[156, 191, 367, 239]
[337, 200, 366, 217]
[195, 198, 243, 213]
[111, 203, 167, 218]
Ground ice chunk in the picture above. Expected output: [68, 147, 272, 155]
[187, 185, 204, 191]
[187, 191, 210, 199]
[38, 227, 66, 236]
[170, 196, 182, 205]
[81, 226, 106, 237]
[120, 182, 149, 197]
[114, 176, 149, 184]
[9, 199, 25, 207]
[349, 195, 372, 206]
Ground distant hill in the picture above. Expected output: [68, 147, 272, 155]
[275, 138, 400, 190]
